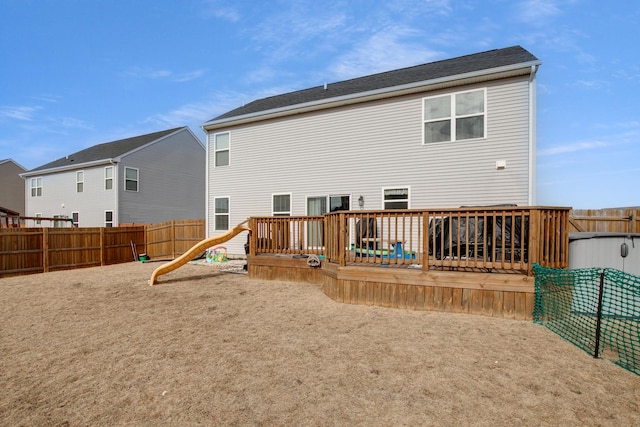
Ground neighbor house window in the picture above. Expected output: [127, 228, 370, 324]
[125, 167, 138, 191]
[383, 187, 409, 209]
[214, 197, 229, 230]
[30, 177, 42, 197]
[105, 166, 113, 190]
[213, 132, 230, 167]
[35, 213, 42, 225]
[76, 171, 84, 193]
[423, 88, 485, 143]
[272, 194, 291, 216]
[53, 215, 67, 228]
[72, 212, 79, 227]
[105, 211, 114, 227]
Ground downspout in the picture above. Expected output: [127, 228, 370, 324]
[110, 160, 118, 226]
[528, 64, 539, 205]
[203, 128, 210, 238]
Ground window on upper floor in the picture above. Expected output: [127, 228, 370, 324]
[76, 171, 84, 193]
[125, 167, 138, 192]
[105, 166, 113, 190]
[214, 197, 229, 230]
[272, 193, 291, 216]
[383, 187, 409, 209]
[30, 177, 43, 197]
[105, 211, 114, 227]
[423, 88, 485, 144]
[213, 132, 230, 167]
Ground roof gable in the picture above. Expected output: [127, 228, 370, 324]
[207, 46, 538, 124]
[27, 127, 184, 173]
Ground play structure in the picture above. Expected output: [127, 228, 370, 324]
[149, 221, 250, 285]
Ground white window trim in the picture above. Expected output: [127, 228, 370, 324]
[422, 88, 487, 144]
[105, 166, 113, 190]
[76, 171, 84, 193]
[105, 210, 114, 227]
[30, 177, 43, 197]
[382, 186, 410, 210]
[272, 193, 292, 216]
[213, 196, 230, 231]
[124, 167, 139, 192]
[212, 131, 230, 167]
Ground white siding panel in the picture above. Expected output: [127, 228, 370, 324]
[208, 76, 533, 255]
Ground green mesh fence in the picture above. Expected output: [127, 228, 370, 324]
[533, 264, 640, 377]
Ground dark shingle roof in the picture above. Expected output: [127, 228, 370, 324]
[28, 127, 183, 173]
[209, 46, 538, 122]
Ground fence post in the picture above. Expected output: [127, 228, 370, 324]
[423, 211, 429, 272]
[172, 220, 176, 259]
[100, 228, 105, 266]
[42, 227, 49, 273]
[593, 269, 606, 358]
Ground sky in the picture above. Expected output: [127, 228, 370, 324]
[1, 0, 638, 209]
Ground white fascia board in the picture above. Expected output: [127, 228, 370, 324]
[202, 60, 541, 132]
[20, 158, 117, 177]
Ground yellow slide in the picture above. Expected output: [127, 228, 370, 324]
[149, 222, 250, 285]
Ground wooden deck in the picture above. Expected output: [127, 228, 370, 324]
[248, 254, 535, 320]
[248, 206, 569, 320]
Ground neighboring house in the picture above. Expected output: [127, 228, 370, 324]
[21, 127, 205, 227]
[201, 45, 541, 255]
[0, 159, 27, 216]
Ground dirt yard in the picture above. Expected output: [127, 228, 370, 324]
[1, 261, 639, 426]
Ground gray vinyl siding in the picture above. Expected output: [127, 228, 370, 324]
[119, 128, 205, 224]
[24, 165, 116, 226]
[0, 161, 26, 215]
[207, 76, 533, 255]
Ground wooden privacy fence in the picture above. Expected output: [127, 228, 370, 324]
[144, 218, 205, 260]
[0, 227, 145, 278]
[569, 208, 640, 233]
[0, 218, 207, 278]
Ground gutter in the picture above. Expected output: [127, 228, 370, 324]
[20, 158, 117, 177]
[202, 60, 542, 132]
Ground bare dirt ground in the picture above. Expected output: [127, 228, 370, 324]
[1, 261, 639, 426]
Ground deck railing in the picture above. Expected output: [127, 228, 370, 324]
[250, 207, 570, 275]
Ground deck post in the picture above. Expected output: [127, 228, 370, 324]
[422, 212, 429, 271]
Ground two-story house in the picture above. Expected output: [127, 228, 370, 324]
[0, 158, 27, 216]
[201, 46, 541, 255]
[21, 127, 205, 227]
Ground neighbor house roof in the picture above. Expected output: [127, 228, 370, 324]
[24, 127, 184, 175]
[0, 158, 27, 171]
[203, 45, 539, 129]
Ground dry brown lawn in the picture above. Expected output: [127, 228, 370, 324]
[1, 261, 639, 426]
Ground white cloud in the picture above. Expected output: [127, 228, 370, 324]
[0, 106, 42, 121]
[124, 67, 205, 82]
[329, 28, 442, 80]
[537, 140, 609, 156]
[515, 0, 561, 24]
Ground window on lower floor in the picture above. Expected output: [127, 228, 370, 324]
[72, 212, 79, 227]
[35, 213, 42, 225]
[53, 214, 67, 228]
[30, 177, 42, 197]
[330, 195, 350, 212]
[423, 88, 485, 144]
[272, 193, 291, 216]
[105, 211, 114, 227]
[214, 197, 229, 230]
[383, 187, 409, 209]
[125, 167, 138, 192]
[76, 171, 84, 193]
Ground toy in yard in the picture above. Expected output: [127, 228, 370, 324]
[206, 246, 228, 263]
[149, 221, 249, 285]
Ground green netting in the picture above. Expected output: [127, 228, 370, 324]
[533, 264, 640, 377]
